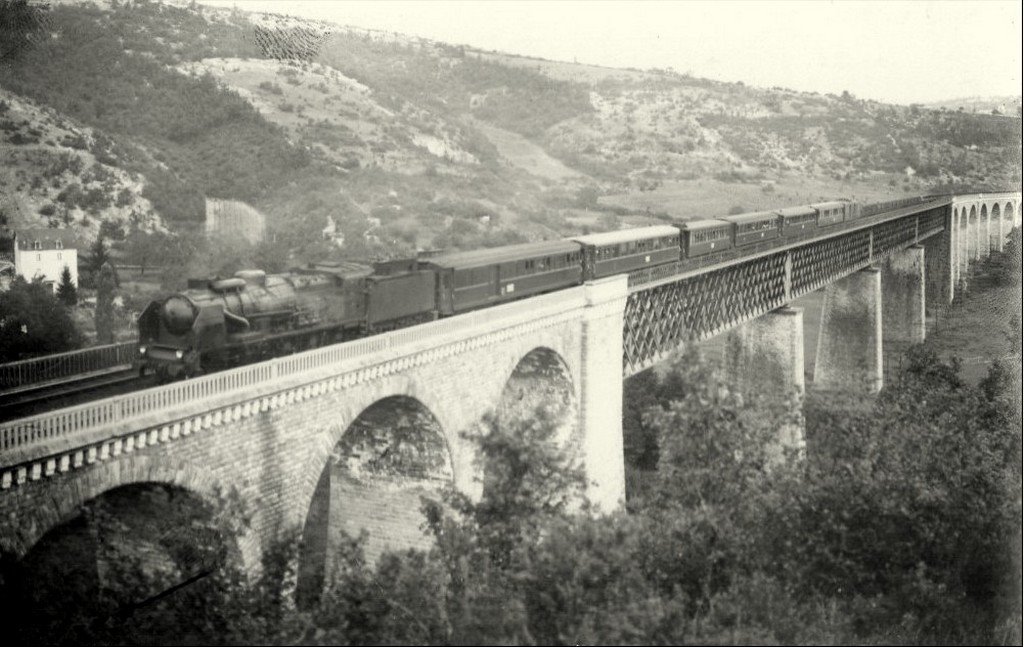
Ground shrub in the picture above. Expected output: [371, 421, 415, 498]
[8, 131, 37, 145]
[0, 277, 81, 361]
[257, 80, 283, 95]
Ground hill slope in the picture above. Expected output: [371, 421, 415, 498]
[0, 0, 1019, 285]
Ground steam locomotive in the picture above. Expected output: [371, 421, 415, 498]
[137, 261, 435, 378]
[137, 195, 937, 379]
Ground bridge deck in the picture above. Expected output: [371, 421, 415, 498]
[0, 192, 1018, 476]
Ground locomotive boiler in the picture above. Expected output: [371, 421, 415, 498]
[137, 261, 434, 379]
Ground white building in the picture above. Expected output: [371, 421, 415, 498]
[0, 228, 78, 293]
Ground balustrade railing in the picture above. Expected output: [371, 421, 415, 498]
[0, 287, 585, 458]
[0, 342, 136, 392]
[0, 192, 1017, 461]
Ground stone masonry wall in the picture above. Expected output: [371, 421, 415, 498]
[0, 290, 618, 562]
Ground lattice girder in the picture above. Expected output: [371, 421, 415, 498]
[623, 208, 949, 375]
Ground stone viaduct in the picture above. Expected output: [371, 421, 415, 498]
[0, 191, 1019, 582]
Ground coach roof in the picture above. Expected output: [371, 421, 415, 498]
[776, 206, 817, 217]
[810, 200, 849, 210]
[720, 210, 779, 223]
[677, 218, 732, 230]
[427, 239, 582, 269]
[571, 225, 680, 247]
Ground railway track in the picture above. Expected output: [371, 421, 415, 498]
[0, 368, 155, 422]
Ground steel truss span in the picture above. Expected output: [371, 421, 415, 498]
[623, 205, 950, 374]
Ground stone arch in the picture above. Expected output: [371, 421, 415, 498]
[957, 205, 971, 275]
[477, 346, 583, 509]
[0, 457, 249, 562]
[967, 205, 979, 259]
[5, 481, 239, 642]
[495, 346, 579, 447]
[336, 395, 454, 481]
[1005, 202, 1015, 225]
[296, 393, 452, 601]
[990, 203, 1003, 249]
[981, 204, 990, 253]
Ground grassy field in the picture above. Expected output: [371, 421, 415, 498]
[600, 174, 919, 221]
[468, 117, 584, 182]
[923, 261, 1021, 385]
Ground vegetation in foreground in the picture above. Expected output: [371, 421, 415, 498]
[2, 331, 1019, 645]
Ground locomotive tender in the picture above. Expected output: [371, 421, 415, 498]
[136, 196, 935, 379]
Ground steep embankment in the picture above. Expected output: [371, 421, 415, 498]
[0, 0, 1018, 278]
[0, 90, 158, 237]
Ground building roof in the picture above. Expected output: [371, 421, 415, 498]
[10, 228, 79, 251]
[570, 225, 680, 247]
[427, 239, 582, 269]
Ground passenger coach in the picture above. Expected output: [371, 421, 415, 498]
[572, 225, 681, 280]
[724, 210, 781, 246]
[777, 206, 818, 236]
[678, 219, 734, 257]
[426, 240, 583, 315]
[811, 200, 855, 227]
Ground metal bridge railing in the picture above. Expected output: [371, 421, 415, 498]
[0, 342, 137, 392]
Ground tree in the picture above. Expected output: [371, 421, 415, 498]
[94, 264, 116, 344]
[123, 228, 173, 276]
[55, 264, 77, 306]
[0, 276, 81, 361]
[0, 0, 47, 64]
[88, 235, 110, 275]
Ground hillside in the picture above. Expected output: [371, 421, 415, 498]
[0, 89, 158, 237]
[923, 95, 1022, 116]
[0, 0, 1019, 287]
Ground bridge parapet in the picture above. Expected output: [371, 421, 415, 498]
[0, 285, 592, 480]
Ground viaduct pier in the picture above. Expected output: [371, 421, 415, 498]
[0, 191, 1019, 574]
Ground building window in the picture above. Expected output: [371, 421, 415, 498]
[33, 241, 41, 250]
[55, 241, 63, 250]
[36, 253, 41, 261]
[58, 253, 62, 260]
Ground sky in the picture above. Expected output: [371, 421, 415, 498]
[196, 0, 1022, 105]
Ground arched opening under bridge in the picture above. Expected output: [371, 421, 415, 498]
[2, 483, 236, 644]
[482, 347, 582, 506]
[967, 206, 979, 260]
[297, 395, 452, 605]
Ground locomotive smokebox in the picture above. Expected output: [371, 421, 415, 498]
[161, 296, 196, 335]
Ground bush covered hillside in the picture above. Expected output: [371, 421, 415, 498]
[0, 0, 1020, 275]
